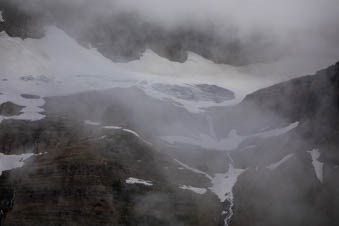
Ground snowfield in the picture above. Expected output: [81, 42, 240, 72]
[0, 26, 332, 120]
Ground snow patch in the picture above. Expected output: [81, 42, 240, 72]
[179, 185, 207, 195]
[309, 149, 323, 183]
[0, 152, 38, 175]
[210, 164, 245, 226]
[209, 165, 245, 202]
[175, 158, 245, 226]
[125, 177, 153, 186]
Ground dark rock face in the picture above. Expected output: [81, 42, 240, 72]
[0, 118, 222, 226]
[244, 61, 339, 158]
[0, 102, 23, 116]
[0, 0, 45, 39]
[227, 62, 339, 226]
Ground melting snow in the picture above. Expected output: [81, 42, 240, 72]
[309, 149, 323, 183]
[267, 153, 295, 170]
[179, 185, 207, 195]
[209, 165, 245, 202]
[125, 177, 153, 186]
[176, 158, 245, 226]
[210, 165, 245, 226]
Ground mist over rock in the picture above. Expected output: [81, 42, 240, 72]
[0, 0, 293, 65]
[0, 118, 222, 226]
[0, 1, 339, 226]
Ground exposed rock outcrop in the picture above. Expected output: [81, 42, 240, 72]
[0, 102, 23, 116]
[0, 118, 222, 226]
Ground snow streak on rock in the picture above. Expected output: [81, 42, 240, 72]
[125, 177, 153, 186]
[179, 185, 207, 195]
[267, 153, 295, 170]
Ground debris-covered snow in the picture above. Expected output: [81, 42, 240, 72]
[309, 149, 324, 183]
[125, 177, 153, 186]
[267, 153, 295, 170]
[161, 122, 299, 151]
[0, 152, 35, 175]
[179, 185, 207, 195]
